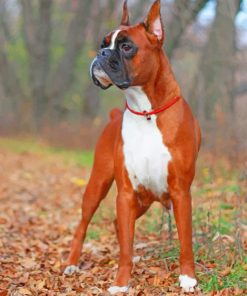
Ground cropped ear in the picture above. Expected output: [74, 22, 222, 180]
[121, 0, 130, 26]
[144, 0, 164, 42]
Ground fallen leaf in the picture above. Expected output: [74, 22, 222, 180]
[18, 288, 32, 295]
[70, 177, 87, 187]
[219, 267, 231, 276]
[0, 217, 7, 224]
[21, 259, 37, 269]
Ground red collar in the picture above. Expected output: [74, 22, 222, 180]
[125, 96, 180, 120]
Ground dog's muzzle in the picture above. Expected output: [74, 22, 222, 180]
[90, 49, 131, 90]
[90, 59, 113, 90]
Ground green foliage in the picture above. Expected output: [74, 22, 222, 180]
[199, 259, 247, 292]
[86, 229, 101, 241]
[0, 138, 93, 167]
[50, 45, 65, 65]
[6, 36, 29, 94]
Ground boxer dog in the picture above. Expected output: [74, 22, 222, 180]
[64, 0, 201, 294]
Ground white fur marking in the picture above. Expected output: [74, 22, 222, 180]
[93, 68, 112, 86]
[122, 86, 172, 197]
[108, 30, 121, 50]
[179, 275, 197, 292]
[89, 57, 97, 77]
[169, 202, 174, 214]
[108, 286, 129, 295]
[64, 265, 79, 275]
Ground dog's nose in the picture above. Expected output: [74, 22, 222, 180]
[117, 81, 131, 89]
[98, 48, 112, 57]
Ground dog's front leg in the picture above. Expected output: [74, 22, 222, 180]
[108, 191, 137, 294]
[171, 191, 197, 292]
[64, 174, 113, 275]
[64, 119, 117, 275]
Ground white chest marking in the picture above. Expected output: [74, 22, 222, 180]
[122, 87, 172, 196]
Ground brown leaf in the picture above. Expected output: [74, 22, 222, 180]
[21, 259, 37, 269]
[219, 267, 231, 276]
[0, 217, 7, 224]
[18, 288, 32, 295]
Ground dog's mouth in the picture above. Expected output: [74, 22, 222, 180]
[90, 59, 131, 90]
[90, 61, 113, 90]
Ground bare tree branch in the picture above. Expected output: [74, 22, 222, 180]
[165, 0, 209, 58]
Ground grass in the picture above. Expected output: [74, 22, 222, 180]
[0, 137, 94, 167]
[199, 259, 247, 292]
[0, 136, 246, 294]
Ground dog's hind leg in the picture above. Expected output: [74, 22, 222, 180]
[64, 116, 121, 274]
[113, 202, 151, 243]
[171, 190, 197, 292]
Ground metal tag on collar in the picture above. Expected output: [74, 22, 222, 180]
[143, 111, 151, 121]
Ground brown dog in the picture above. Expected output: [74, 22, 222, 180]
[64, 0, 201, 294]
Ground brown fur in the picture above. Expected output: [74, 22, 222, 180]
[65, 0, 201, 289]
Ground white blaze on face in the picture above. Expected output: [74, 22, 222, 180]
[108, 30, 121, 50]
[90, 30, 121, 87]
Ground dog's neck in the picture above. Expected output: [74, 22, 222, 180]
[124, 51, 181, 111]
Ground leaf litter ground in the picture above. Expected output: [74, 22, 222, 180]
[0, 143, 246, 295]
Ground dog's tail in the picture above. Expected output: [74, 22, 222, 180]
[109, 108, 123, 121]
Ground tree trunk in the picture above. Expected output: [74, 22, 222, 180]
[21, 0, 52, 130]
[20, 0, 97, 128]
[47, 0, 95, 109]
[190, 0, 240, 125]
[189, 0, 241, 157]
[0, 1, 24, 122]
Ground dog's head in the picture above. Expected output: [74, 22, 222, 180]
[90, 0, 165, 90]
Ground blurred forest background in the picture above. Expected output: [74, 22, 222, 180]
[0, 0, 246, 154]
[0, 1, 247, 294]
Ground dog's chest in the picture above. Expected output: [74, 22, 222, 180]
[122, 110, 171, 197]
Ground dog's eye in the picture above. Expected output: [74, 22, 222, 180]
[120, 43, 132, 53]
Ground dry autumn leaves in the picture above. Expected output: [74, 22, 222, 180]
[0, 145, 246, 295]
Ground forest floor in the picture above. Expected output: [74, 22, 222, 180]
[0, 137, 246, 296]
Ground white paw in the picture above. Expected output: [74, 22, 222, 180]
[179, 275, 197, 293]
[108, 286, 129, 295]
[64, 265, 80, 275]
[132, 256, 141, 263]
